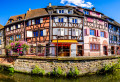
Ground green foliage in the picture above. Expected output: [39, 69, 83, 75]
[67, 67, 79, 77]
[32, 65, 45, 75]
[8, 67, 14, 73]
[51, 67, 63, 76]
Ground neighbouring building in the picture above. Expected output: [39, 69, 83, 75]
[4, 3, 120, 57]
[104, 16, 120, 55]
[0, 24, 5, 55]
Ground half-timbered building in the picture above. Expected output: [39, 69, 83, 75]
[0, 24, 5, 55]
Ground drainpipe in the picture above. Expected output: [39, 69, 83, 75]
[83, 10, 85, 56]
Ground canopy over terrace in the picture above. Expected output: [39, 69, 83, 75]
[52, 40, 78, 56]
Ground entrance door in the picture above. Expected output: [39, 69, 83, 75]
[111, 46, 115, 55]
[103, 46, 107, 55]
[77, 45, 83, 56]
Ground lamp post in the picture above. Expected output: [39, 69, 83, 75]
[48, 3, 53, 56]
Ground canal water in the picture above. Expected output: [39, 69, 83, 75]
[0, 71, 120, 82]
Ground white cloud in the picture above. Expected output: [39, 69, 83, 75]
[60, 0, 94, 8]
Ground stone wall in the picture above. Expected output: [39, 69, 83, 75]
[11, 56, 119, 75]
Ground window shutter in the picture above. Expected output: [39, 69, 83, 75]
[64, 17, 67, 22]
[13, 25, 16, 29]
[65, 29, 68, 35]
[64, 9, 68, 14]
[61, 28, 64, 36]
[105, 32, 108, 38]
[18, 24, 21, 28]
[58, 29, 61, 36]
[43, 29, 46, 36]
[78, 18, 81, 23]
[27, 31, 33, 37]
[7, 28, 9, 31]
[40, 18, 43, 23]
[57, 9, 59, 13]
[29, 20, 31, 25]
[32, 20, 35, 25]
[69, 17, 72, 23]
[76, 29, 79, 36]
[98, 30, 100, 37]
[54, 17, 58, 22]
[72, 28, 76, 36]
[86, 28, 89, 35]
[95, 30, 98, 36]
[11, 26, 13, 30]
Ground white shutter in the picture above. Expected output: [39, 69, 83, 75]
[27, 31, 33, 37]
[64, 17, 67, 22]
[64, 9, 68, 14]
[54, 17, 58, 22]
[61, 28, 64, 36]
[78, 18, 81, 23]
[18, 24, 21, 28]
[7, 27, 9, 31]
[11, 26, 13, 30]
[40, 18, 43, 23]
[58, 29, 61, 36]
[65, 29, 68, 35]
[76, 29, 79, 36]
[43, 29, 46, 36]
[32, 20, 35, 25]
[29, 20, 31, 25]
[13, 25, 16, 29]
[72, 28, 75, 36]
[69, 17, 72, 23]
[57, 9, 59, 13]
[53, 28, 57, 35]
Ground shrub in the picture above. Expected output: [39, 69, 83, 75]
[67, 67, 79, 77]
[8, 67, 14, 73]
[32, 65, 45, 75]
[51, 67, 63, 76]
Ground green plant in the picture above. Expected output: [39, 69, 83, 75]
[51, 67, 63, 76]
[67, 67, 79, 77]
[32, 65, 45, 75]
[8, 67, 14, 73]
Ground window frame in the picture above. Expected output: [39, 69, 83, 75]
[90, 43, 100, 51]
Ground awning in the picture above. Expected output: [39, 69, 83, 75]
[52, 40, 78, 43]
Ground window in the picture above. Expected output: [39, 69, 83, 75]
[72, 18, 77, 23]
[18, 24, 21, 28]
[59, 10, 64, 14]
[113, 26, 117, 32]
[16, 25, 18, 29]
[59, 18, 64, 23]
[10, 36, 13, 41]
[33, 31, 38, 37]
[16, 35, 21, 39]
[40, 30, 43, 36]
[10, 20, 12, 23]
[84, 10, 89, 15]
[32, 20, 35, 25]
[0, 40, 1, 45]
[68, 10, 73, 14]
[90, 29, 95, 36]
[90, 44, 100, 51]
[113, 36, 117, 41]
[36, 19, 40, 24]
[101, 32, 105, 37]
[7, 28, 9, 31]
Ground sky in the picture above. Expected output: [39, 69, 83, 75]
[0, 0, 120, 26]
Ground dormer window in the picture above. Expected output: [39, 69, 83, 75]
[17, 17, 22, 21]
[59, 9, 64, 14]
[9, 19, 13, 23]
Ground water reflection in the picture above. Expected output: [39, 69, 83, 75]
[0, 71, 120, 82]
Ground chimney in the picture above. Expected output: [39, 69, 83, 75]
[92, 7, 95, 11]
[29, 8, 31, 11]
[49, 3, 52, 7]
